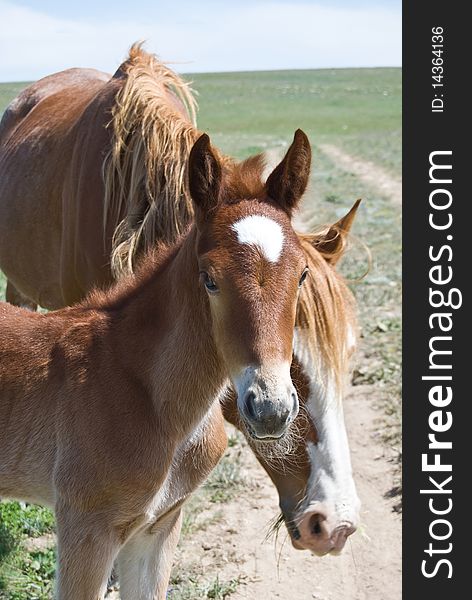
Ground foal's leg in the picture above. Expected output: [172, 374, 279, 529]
[117, 509, 183, 600]
[5, 280, 37, 310]
[55, 505, 121, 600]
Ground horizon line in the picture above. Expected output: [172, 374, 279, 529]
[0, 64, 402, 84]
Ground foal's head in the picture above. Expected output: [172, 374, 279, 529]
[188, 130, 311, 440]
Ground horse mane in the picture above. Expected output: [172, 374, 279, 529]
[296, 234, 356, 395]
[103, 44, 282, 278]
[102, 44, 354, 394]
[103, 43, 201, 277]
[220, 154, 267, 202]
[82, 237, 186, 313]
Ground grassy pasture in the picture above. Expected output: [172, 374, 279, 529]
[0, 67, 401, 598]
[193, 68, 401, 174]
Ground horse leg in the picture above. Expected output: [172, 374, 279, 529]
[55, 505, 120, 600]
[117, 509, 183, 600]
[5, 280, 37, 310]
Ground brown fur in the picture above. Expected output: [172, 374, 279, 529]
[297, 233, 357, 393]
[0, 44, 353, 392]
[0, 142, 311, 597]
[266, 129, 312, 215]
[0, 45, 360, 558]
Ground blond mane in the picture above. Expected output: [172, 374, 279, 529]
[103, 44, 354, 395]
[297, 234, 356, 395]
[103, 43, 200, 276]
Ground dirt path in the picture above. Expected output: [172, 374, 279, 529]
[319, 144, 402, 205]
[175, 385, 401, 600]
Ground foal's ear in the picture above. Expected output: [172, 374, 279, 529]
[313, 199, 361, 265]
[266, 129, 312, 215]
[188, 133, 222, 220]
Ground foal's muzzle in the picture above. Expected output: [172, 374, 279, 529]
[242, 390, 298, 439]
[236, 366, 299, 440]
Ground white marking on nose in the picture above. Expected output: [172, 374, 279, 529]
[232, 215, 284, 263]
[293, 328, 360, 524]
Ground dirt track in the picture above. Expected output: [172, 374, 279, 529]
[173, 384, 401, 600]
[319, 144, 402, 206]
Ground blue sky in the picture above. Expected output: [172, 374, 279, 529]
[0, 0, 401, 81]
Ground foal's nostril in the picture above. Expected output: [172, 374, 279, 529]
[312, 520, 322, 535]
[244, 391, 258, 421]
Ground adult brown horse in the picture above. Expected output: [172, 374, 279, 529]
[0, 45, 360, 555]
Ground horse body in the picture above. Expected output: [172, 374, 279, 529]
[0, 129, 312, 597]
[0, 68, 115, 308]
[0, 57, 192, 309]
[0, 46, 361, 559]
[0, 297, 226, 506]
[0, 260, 228, 599]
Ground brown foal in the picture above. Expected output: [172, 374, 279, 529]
[0, 133, 315, 599]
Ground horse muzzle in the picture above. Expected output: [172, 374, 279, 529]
[234, 365, 299, 440]
[288, 503, 358, 556]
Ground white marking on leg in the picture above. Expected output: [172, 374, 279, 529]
[118, 511, 182, 600]
[232, 215, 284, 263]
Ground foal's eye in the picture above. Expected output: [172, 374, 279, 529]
[201, 272, 219, 293]
[298, 268, 309, 287]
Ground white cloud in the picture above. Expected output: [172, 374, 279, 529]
[0, 0, 401, 81]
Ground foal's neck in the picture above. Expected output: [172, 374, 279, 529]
[111, 227, 227, 433]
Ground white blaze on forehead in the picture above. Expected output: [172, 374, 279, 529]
[231, 215, 284, 263]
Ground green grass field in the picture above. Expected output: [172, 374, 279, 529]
[0, 67, 401, 598]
